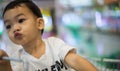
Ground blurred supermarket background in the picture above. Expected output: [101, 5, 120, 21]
[0, 0, 120, 70]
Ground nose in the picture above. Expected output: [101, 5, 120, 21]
[13, 24, 21, 33]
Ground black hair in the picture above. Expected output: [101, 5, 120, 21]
[2, 0, 44, 34]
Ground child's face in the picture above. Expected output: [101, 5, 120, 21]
[3, 5, 44, 45]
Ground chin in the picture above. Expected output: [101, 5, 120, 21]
[12, 41, 24, 45]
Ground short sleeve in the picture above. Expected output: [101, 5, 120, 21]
[11, 61, 24, 71]
[48, 37, 76, 60]
[59, 43, 76, 60]
[10, 49, 24, 71]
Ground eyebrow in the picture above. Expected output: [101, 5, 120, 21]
[4, 13, 25, 24]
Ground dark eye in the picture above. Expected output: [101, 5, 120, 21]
[18, 19, 25, 23]
[6, 25, 11, 29]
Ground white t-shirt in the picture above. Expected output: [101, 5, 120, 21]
[10, 37, 76, 71]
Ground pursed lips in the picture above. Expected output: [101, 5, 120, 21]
[14, 32, 22, 39]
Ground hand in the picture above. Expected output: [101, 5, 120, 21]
[0, 49, 12, 71]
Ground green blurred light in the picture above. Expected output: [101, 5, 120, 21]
[0, 20, 4, 35]
[0, 31, 3, 35]
[0, 0, 3, 3]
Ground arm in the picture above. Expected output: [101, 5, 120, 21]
[0, 50, 12, 71]
[65, 51, 99, 71]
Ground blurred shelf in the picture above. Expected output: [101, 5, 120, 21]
[79, 27, 120, 36]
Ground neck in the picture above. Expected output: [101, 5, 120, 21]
[22, 37, 45, 58]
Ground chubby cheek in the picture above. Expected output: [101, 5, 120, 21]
[7, 32, 18, 44]
[9, 34, 16, 43]
[8, 32, 13, 40]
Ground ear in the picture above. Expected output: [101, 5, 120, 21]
[36, 18, 44, 30]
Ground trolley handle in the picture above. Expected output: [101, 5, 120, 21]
[2, 56, 28, 71]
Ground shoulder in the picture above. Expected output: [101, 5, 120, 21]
[10, 47, 23, 57]
[44, 37, 65, 45]
[46, 37, 64, 41]
[44, 37, 76, 60]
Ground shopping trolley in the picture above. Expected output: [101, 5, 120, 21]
[2, 56, 59, 71]
[86, 57, 120, 71]
[2, 56, 120, 71]
[2, 57, 28, 71]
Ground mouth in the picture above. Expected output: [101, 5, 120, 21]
[14, 33, 22, 39]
